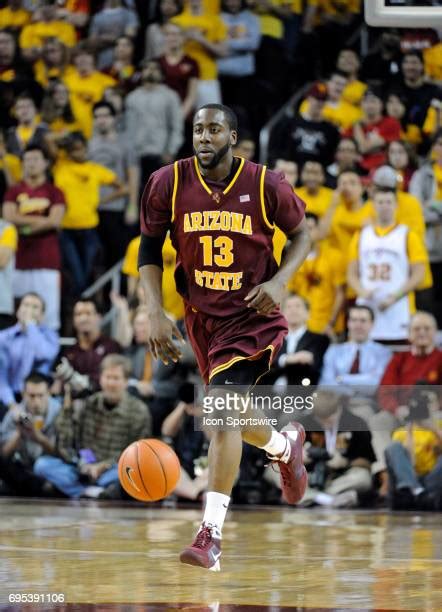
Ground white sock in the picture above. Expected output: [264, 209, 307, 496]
[261, 430, 297, 462]
[202, 491, 230, 534]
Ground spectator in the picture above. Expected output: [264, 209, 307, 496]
[287, 213, 346, 336]
[63, 45, 116, 138]
[264, 293, 329, 387]
[19, 0, 76, 63]
[345, 88, 401, 172]
[296, 161, 333, 218]
[326, 137, 364, 188]
[0, 217, 17, 330]
[54, 132, 125, 295]
[33, 37, 74, 89]
[319, 304, 392, 393]
[280, 390, 375, 508]
[0, 372, 60, 496]
[299, 71, 363, 131]
[41, 80, 82, 153]
[361, 29, 402, 87]
[34, 354, 151, 499]
[336, 47, 367, 107]
[0, 1, 31, 33]
[385, 387, 442, 511]
[158, 23, 199, 121]
[272, 158, 298, 187]
[125, 59, 183, 186]
[319, 171, 372, 253]
[89, 101, 137, 266]
[6, 94, 49, 158]
[218, 0, 261, 114]
[0, 293, 59, 408]
[144, 0, 184, 62]
[393, 50, 441, 133]
[270, 82, 340, 167]
[232, 133, 256, 160]
[410, 129, 442, 327]
[89, 0, 139, 70]
[58, 299, 121, 391]
[172, 0, 227, 107]
[0, 130, 22, 202]
[161, 394, 209, 500]
[348, 188, 426, 342]
[53, 0, 90, 30]
[104, 35, 140, 94]
[3, 145, 65, 329]
[386, 140, 417, 193]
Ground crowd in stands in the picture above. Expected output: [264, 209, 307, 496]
[0, 0, 441, 511]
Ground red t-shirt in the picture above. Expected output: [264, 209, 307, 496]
[158, 55, 199, 103]
[378, 348, 442, 413]
[345, 117, 401, 171]
[5, 181, 65, 271]
[140, 157, 305, 316]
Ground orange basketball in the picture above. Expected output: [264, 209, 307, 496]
[118, 439, 181, 502]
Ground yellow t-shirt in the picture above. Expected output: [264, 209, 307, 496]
[392, 427, 440, 476]
[300, 98, 363, 130]
[34, 60, 76, 89]
[122, 235, 185, 321]
[296, 186, 333, 218]
[0, 223, 18, 251]
[0, 7, 31, 29]
[288, 244, 346, 333]
[424, 42, 442, 82]
[329, 199, 373, 252]
[342, 79, 367, 107]
[317, 0, 360, 16]
[63, 69, 116, 138]
[19, 21, 76, 50]
[0, 154, 22, 183]
[54, 160, 116, 229]
[434, 163, 442, 200]
[171, 12, 227, 80]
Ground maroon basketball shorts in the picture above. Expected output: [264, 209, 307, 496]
[184, 304, 288, 384]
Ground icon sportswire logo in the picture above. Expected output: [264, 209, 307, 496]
[125, 466, 141, 492]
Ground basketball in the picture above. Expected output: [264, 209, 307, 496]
[118, 439, 181, 502]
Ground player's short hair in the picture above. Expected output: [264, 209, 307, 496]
[349, 304, 375, 321]
[194, 104, 238, 131]
[100, 354, 132, 379]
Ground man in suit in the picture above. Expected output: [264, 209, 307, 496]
[264, 294, 329, 387]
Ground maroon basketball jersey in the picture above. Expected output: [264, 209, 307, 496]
[140, 156, 305, 317]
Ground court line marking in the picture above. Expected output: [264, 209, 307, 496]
[1, 545, 442, 564]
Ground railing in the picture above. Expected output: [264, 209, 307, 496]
[81, 258, 124, 336]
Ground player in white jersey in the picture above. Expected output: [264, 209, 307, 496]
[347, 188, 427, 342]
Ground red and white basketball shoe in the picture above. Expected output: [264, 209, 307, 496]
[269, 422, 307, 504]
[180, 523, 222, 571]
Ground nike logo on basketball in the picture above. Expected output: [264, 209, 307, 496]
[125, 466, 140, 492]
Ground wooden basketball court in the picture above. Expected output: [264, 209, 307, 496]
[1, 498, 441, 610]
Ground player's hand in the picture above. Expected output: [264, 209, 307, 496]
[244, 279, 285, 314]
[147, 311, 185, 365]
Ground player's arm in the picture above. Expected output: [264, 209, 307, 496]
[138, 167, 184, 365]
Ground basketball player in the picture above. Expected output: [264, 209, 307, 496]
[348, 188, 426, 342]
[138, 104, 311, 571]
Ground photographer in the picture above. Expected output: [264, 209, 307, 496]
[34, 354, 151, 499]
[0, 372, 61, 496]
[296, 390, 376, 508]
[385, 386, 442, 511]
